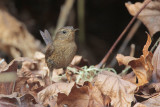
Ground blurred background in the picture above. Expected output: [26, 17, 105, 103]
[0, 0, 150, 70]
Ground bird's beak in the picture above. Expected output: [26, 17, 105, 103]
[71, 28, 79, 36]
[73, 28, 79, 32]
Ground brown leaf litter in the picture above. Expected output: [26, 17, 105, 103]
[0, 5, 41, 58]
[94, 71, 137, 107]
[125, 0, 160, 36]
[116, 34, 153, 86]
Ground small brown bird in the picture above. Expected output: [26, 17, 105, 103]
[40, 26, 78, 74]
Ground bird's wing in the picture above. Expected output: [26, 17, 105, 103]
[40, 30, 53, 45]
[45, 44, 54, 58]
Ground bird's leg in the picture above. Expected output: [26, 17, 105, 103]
[48, 69, 53, 84]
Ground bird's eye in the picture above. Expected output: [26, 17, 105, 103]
[62, 30, 67, 34]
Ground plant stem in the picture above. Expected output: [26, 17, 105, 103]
[109, 20, 141, 67]
[151, 36, 160, 52]
[77, 0, 85, 44]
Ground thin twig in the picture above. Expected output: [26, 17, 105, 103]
[96, 0, 152, 68]
[109, 20, 141, 67]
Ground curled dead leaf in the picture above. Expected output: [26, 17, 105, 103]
[128, 53, 153, 86]
[143, 34, 152, 58]
[117, 34, 153, 86]
[130, 34, 153, 86]
[117, 53, 153, 86]
[116, 54, 136, 66]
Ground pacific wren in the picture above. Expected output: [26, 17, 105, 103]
[40, 26, 77, 73]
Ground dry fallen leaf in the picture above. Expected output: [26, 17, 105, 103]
[0, 92, 20, 106]
[117, 54, 153, 86]
[0, 92, 39, 107]
[116, 54, 136, 66]
[125, 1, 160, 36]
[57, 85, 89, 107]
[33, 52, 49, 76]
[1, 57, 35, 72]
[14, 76, 45, 101]
[71, 55, 89, 67]
[0, 58, 7, 71]
[0, 82, 14, 95]
[129, 34, 153, 86]
[135, 90, 159, 100]
[12, 52, 52, 98]
[0, 57, 36, 82]
[89, 85, 104, 107]
[0, 5, 41, 58]
[128, 53, 153, 86]
[17, 52, 49, 79]
[143, 33, 152, 58]
[37, 82, 75, 106]
[133, 103, 146, 107]
[19, 94, 38, 107]
[14, 77, 30, 95]
[152, 43, 160, 82]
[71, 55, 83, 66]
[52, 68, 65, 83]
[140, 94, 160, 107]
[122, 72, 137, 84]
[94, 71, 137, 107]
[0, 58, 17, 83]
[0, 57, 36, 95]
[148, 83, 160, 93]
